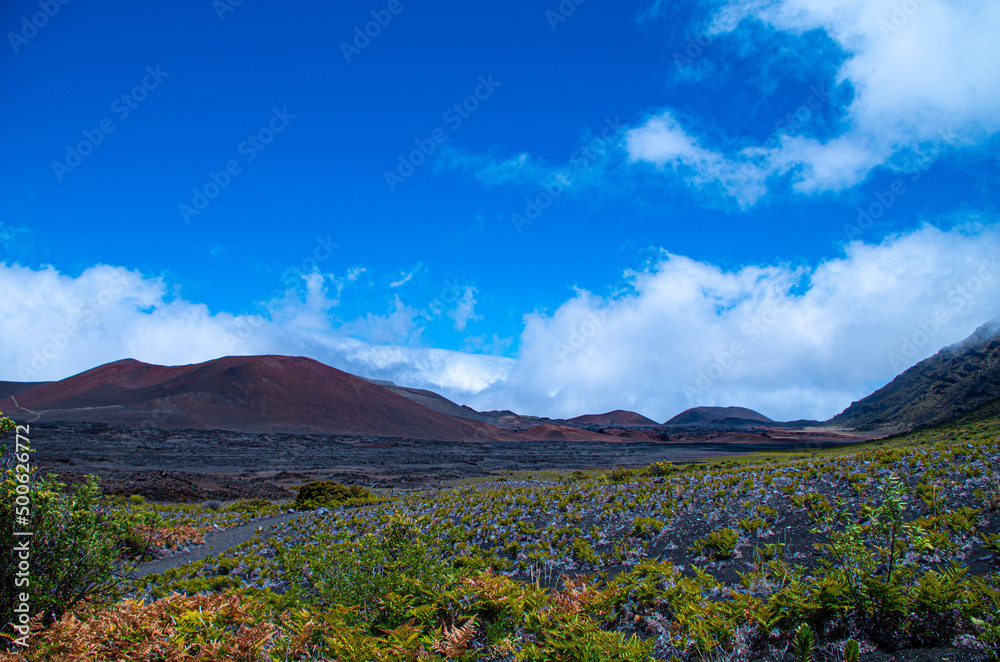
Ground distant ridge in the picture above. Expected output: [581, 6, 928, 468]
[666, 406, 773, 426]
[830, 320, 1000, 431]
[567, 410, 659, 426]
[364, 379, 489, 422]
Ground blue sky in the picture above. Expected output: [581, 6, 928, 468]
[2, 0, 999, 421]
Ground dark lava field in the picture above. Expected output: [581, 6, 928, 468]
[31, 422, 871, 501]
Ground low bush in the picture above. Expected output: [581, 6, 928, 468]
[293, 480, 372, 510]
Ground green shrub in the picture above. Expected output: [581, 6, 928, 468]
[0, 413, 13, 436]
[632, 517, 665, 538]
[608, 467, 636, 482]
[294, 480, 372, 510]
[222, 498, 275, 514]
[644, 461, 674, 477]
[571, 538, 601, 565]
[0, 426, 147, 641]
[691, 528, 738, 560]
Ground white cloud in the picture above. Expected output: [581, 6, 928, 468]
[626, 0, 1000, 200]
[389, 271, 415, 288]
[624, 111, 768, 207]
[464, 223, 1000, 421]
[3, 224, 999, 421]
[447, 286, 480, 331]
[0, 263, 512, 397]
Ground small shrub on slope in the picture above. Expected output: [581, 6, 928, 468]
[293, 480, 371, 510]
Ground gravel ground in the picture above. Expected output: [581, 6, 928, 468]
[133, 511, 303, 577]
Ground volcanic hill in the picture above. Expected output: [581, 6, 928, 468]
[665, 406, 773, 426]
[0, 356, 500, 441]
[566, 410, 659, 426]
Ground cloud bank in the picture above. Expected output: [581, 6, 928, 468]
[3, 224, 999, 422]
[626, 0, 1000, 201]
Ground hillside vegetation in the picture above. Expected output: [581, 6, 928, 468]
[4, 407, 1000, 660]
[832, 322, 1000, 431]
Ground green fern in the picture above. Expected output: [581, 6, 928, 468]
[843, 639, 860, 662]
[793, 623, 815, 662]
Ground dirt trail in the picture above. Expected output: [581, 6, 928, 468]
[134, 511, 303, 578]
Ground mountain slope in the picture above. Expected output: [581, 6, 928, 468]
[0, 381, 52, 398]
[831, 321, 1000, 430]
[365, 380, 489, 422]
[0, 356, 500, 440]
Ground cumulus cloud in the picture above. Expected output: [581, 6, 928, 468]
[463, 223, 1000, 421]
[3, 224, 999, 421]
[0, 264, 509, 397]
[626, 0, 1000, 200]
